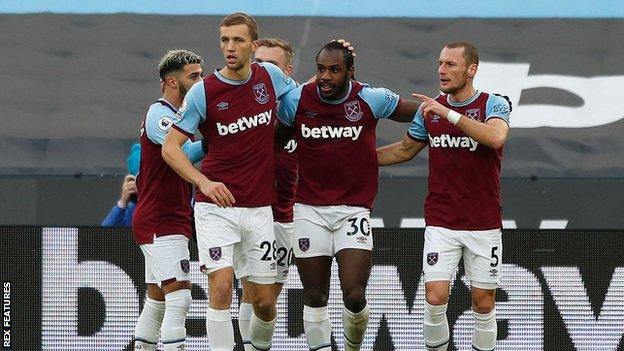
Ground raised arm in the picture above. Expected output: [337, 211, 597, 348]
[413, 93, 510, 149]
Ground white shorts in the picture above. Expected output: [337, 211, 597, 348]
[195, 202, 277, 284]
[293, 203, 373, 258]
[422, 226, 502, 290]
[237, 221, 294, 284]
[140, 234, 191, 287]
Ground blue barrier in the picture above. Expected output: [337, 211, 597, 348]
[2, 0, 624, 18]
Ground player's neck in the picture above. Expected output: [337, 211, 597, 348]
[449, 86, 476, 103]
[219, 64, 251, 81]
[162, 91, 183, 109]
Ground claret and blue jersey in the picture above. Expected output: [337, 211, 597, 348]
[132, 99, 205, 245]
[407, 91, 511, 230]
[173, 62, 298, 207]
[277, 80, 401, 209]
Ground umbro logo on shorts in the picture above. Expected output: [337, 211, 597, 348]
[180, 259, 190, 273]
[427, 252, 438, 266]
[299, 238, 310, 252]
[209, 247, 222, 261]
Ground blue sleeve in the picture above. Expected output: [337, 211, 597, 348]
[145, 104, 177, 145]
[175, 81, 207, 135]
[123, 202, 136, 226]
[101, 205, 126, 226]
[485, 94, 511, 123]
[182, 140, 205, 163]
[126, 142, 141, 176]
[407, 107, 428, 141]
[359, 85, 400, 119]
[277, 86, 304, 127]
[259, 62, 299, 99]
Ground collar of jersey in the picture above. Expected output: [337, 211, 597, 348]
[157, 98, 178, 113]
[446, 90, 481, 107]
[317, 81, 353, 105]
[214, 69, 252, 85]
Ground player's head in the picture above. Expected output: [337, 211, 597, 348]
[158, 49, 204, 97]
[219, 12, 259, 71]
[315, 41, 355, 100]
[438, 41, 479, 95]
[254, 38, 294, 76]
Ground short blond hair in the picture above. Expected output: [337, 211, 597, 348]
[257, 37, 294, 65]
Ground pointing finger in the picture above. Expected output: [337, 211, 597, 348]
[411, 93, 431, 101]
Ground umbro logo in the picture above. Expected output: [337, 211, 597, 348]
[217, 101, 229, 111]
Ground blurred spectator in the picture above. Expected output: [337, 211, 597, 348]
[101, 143, 140, 226]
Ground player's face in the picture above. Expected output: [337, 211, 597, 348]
[254, 46, 293, 76]
[437, 47, 475, 95]
[177, 63, 203, 97]
[315, 49, 353, 100]
[219, 24, 256, 72]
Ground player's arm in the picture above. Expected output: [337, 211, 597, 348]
[377, 134, 427, 166]
[163, 129, 234, 207]
[456, 118, 509, 149]
[163, 129, 200, 183]
[360, 85, 420, 123]
[377, 104, 429, 165]
[389, 99, 421, 122]
[413, 93, 511, 149]
[144, 106, 206, 163]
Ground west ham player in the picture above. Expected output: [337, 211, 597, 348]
[162, 13, 298, 351]
[132, 49, 207, 351]
[377, 42, 511, 351]
[275, 41, 420, 351]
[232, 37, 297, 351]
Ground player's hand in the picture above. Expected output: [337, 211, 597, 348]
[197, 178, 235, 208]
[119, 175, 137, 206]
[412, 93, 450, 121]
[332, 38, 356, 57]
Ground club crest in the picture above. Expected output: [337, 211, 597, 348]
[298, 238, 310, 252]
[180, 259, 190, 273]
[344, 100, 363, 122]
[252, 83, 270, 104]
[209, 247, 222, 261]
[465, 108, 481, 120]
[427, 252, 438, 266]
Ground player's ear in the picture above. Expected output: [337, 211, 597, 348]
[467, 63, 478, 79]
[285, 65, 294, 76]
[166, 75, 177, 89]
[348, 66, 355, 80]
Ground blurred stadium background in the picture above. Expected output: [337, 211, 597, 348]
[0, 1, 623, 350]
